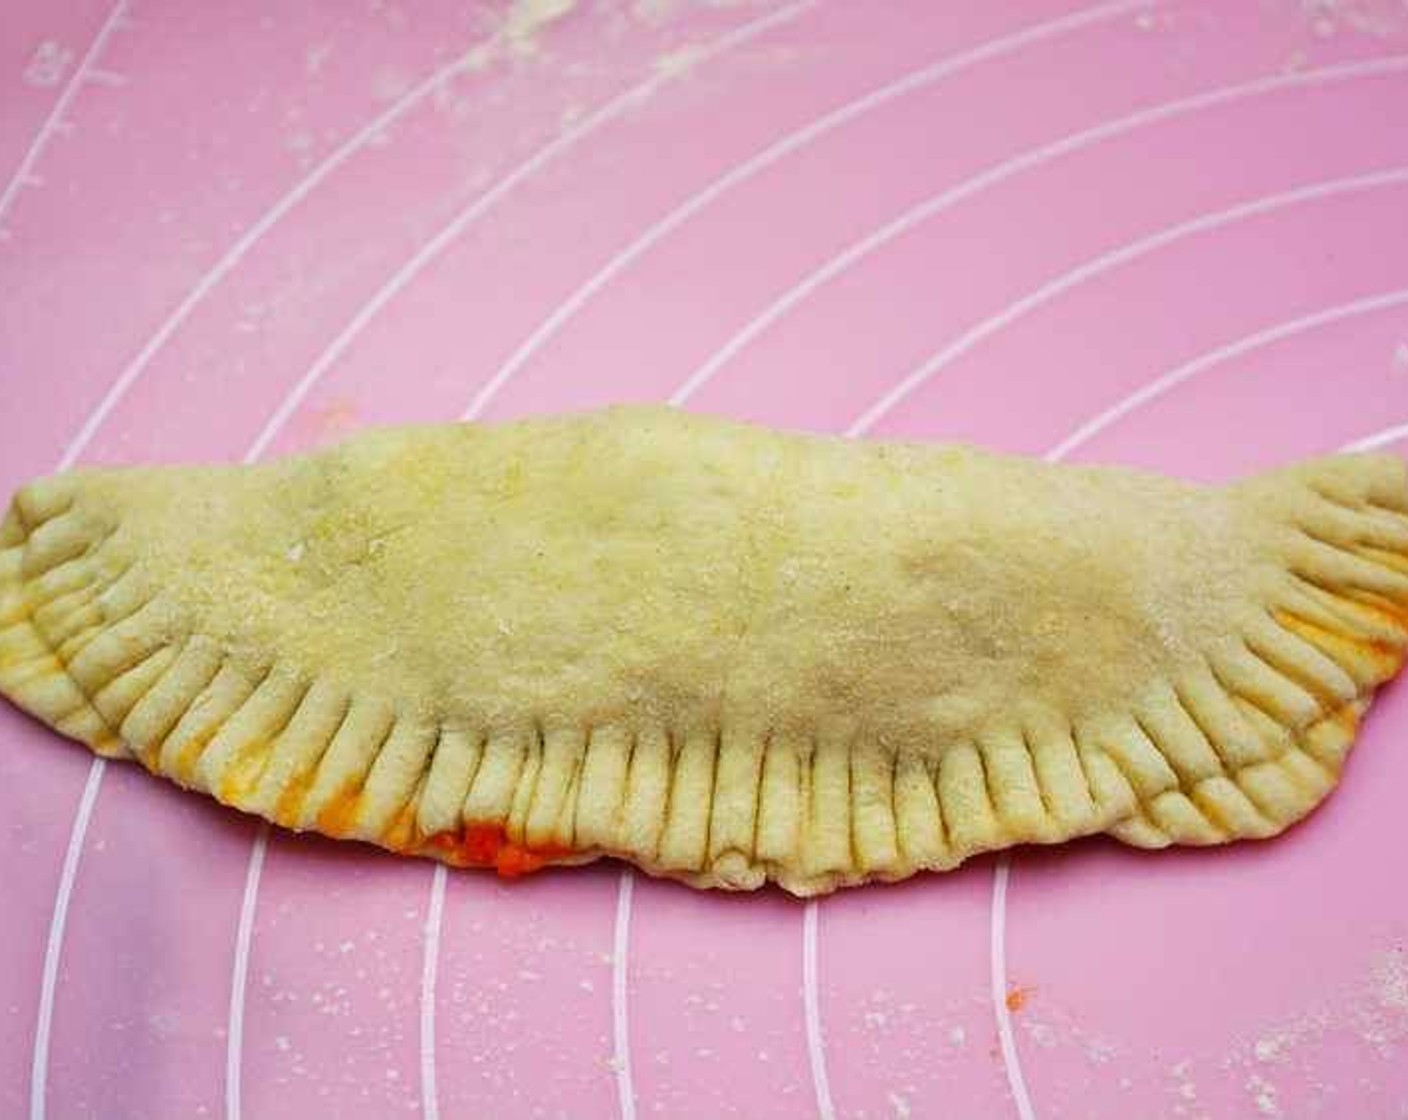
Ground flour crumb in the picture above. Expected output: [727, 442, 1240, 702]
[947, 1025, 966, 1048]
[504, 0, 576, 56]
[1169, 1059, 1198, 1102]
[1254, 1035, 1288, 1063]
[1084, 1037, 1116, 1064]
[371, 66, 413, 102]
[1393, 341, 1408, 370]
[304, 43, 332, 78]
[887, 1090, 912, 1118]
[1246, 1073, 1281, 1116]
[633, 0, 682, 23]
[1372, 948, 1407, 1010]
[655, 44, 705, 79]
[1026, 1020, 1057, 1049]
[25, 41, 73, 87]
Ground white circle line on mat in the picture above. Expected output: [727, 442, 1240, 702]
[613, 869, 637, 1120]
[24, 17, 138, 1112]
[225, 823, 269, 1120]
[29, 758, 107, 1120]
[421, 863, 448, 1120]
[853, 164, 1408, 438]
[975, 283, 1408, 1120]
[234, 0, 817, 457]
[0, 0, 129, 237]
[465, 8, 1139, 1110]
[990, 857, 1035, 1120]
[29, 18, 521, 1109]
[469, 0, 1149, 418]
[1345, 423, 1408, 453]
[802, 899, 836, 1120]
[222, 11, 816, 1107]
[1048, 285, 1408, 463]
[663, 59, 1407, 1120]
[54, 25, 522, 475]
[472, 9, 1134, 1106]
[674, 53, 1408, 411]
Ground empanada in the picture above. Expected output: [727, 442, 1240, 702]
[2, 407, 1404, 895]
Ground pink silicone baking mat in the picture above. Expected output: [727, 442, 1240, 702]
[3, 2, 1407, 1117]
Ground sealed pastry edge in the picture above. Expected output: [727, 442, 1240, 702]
[1, 430, 1405, 898]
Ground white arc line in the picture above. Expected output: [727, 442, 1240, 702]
[827, 276, 1408, 1120]
[983, 287, 1408, 1120]
[1049, 285, 1408, 462]
[853, 164, 1408, 437]
[0, 0, 129, 232]
[612, 869, 637, 1120]
[421, 864, 448, 1120]
[234, 11, 821, 1120]
[233, 0, 815, 458]
[225, 824, 268, 1120]
[802, 900, 836, 1120]
[990, 859, 1034, 1120]
[39, 26, 519, 1110]
[213, 9, 812, 1093]
[453, 9, 812, 1111]
[52, 27, 513, 474]
[221, 7, 817, 1106]
[665, 162, 1408, 1120]
[29, 758, 106, 1120]
[1345, 422, 1408, 453]
[469, 0, 1148, 418]
[980, 409, 1408, 1120]
[24, 12, 134, 1094]
[673, 53, 1408, 410]
[34, 19, 572, 1101]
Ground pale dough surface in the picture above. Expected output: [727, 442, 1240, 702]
[2, 407, 1406, 894]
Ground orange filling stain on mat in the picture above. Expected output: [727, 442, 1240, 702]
[1005, 986, 1032, 1013]
[424, 823, 573, 878]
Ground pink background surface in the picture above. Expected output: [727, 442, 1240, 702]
[2, 2, 1407, 1117]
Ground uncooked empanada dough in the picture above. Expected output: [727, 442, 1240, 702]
[2, 406, 1405, 895]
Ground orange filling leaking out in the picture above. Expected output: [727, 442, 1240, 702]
[1005, 986, 1031, 1013]
[421, 823, 574, 879]
[316, 789, 362, 837]
[173, 734, 215, 787]
[1362, 545, 1408, 576]
[272, 770, 315, 828]
[1352, 593, 1408, 634]
[1330, 704, 1360, 738]
[1274, 609, 1405, 681]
